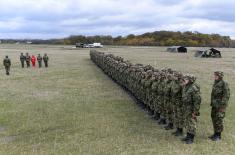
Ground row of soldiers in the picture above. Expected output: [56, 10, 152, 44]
[90, 50, 230, 144]
[3, 53, 49, 75]
[20, 53, 49, 68]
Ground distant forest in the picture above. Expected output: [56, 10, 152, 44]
[1, 31, 235, 47]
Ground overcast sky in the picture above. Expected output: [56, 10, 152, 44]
[0, 0, 234, 39]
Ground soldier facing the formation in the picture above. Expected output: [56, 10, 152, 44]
[3, 55, 11, 75]
[37, 54, 43, 68]
[43, 53, 49, 68]
[25, 53, 31, 68]
[209, 71, 230, 141]
[20, 53, 26, 68]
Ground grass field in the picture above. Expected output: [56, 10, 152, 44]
[0, 44, 234, 155]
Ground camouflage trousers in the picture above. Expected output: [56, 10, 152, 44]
[184, 112, 197, 135]
[166, 101, 174, 124]
[145, 89, 151, 106]
[26, 61, 30, 67]
[153, 96, 160, 114]
[5, 66, 10, 74]
[173, 104, 184, 129]
[158, 96, 164, 116]
[211, 107, 225, 133]
[163, 99, 170, 120]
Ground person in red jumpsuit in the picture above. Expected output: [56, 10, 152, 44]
[31, 55, 36, 67]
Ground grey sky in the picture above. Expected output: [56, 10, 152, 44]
[0, 0, 234, 39]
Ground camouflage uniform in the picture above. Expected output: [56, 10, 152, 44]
[144, 70, 154, 114]
[164, 74, 174, 130]
[3, 56, 11, 75]
[158, 73, 167, 125]
[43, 53, 49, 68]
[151, 72, 161, 120]
[171, 72, 183, 136]
[25, 53, 31, 68]
[20, 53, 25, 68]
[181, 74, 201, 144]
[209, 71, 230, 141]
[37, 54, 43, 68]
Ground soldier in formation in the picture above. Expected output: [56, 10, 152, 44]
[3, 56, 11, 75]
[90, 50, 230, 144]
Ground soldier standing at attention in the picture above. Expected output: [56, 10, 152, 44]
[43, 53, 49, 68]
[3, 56, 11, 75]
[181, 74, 201, 144]
[20, 53, 26, 68]
[37, 54, 43, 68]
[209, 71, 230, 141]
[25, 53, 31, 68]
[171, 72, 183, 136]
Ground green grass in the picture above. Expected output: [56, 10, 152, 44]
[0, 44, 234, 155]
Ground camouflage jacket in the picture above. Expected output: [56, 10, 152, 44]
[171, 80, 182, 102]
[43, 55, 49, 62]
[20, 55, 25, 61]
[211, 80, 230, 109]
[37, 56, 43, 62]
[3, 58, 11, 67]
[164, 80, 172, 101]
[25, 55, 31, 62]
[144, 79, 152, 90]
[182, 83, 201, 115]
[158, 80, 165, 96]
[151, 80, 159, 93]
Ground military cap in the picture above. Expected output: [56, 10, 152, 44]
[183, 74, 196, 83]
[135, 63, 143, 67]
[166, 73, 172, 78]
[214, 71, 224, 78]
[173, 71, 183, 78]
[146, 70, 153, 74]
[154, 69, 159, 72]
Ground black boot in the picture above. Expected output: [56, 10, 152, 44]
[185, 133, 194, 144]
[181, 133, 190, 141]
[153, 113, 160, 120]
[158, 119, 166, 125]
[173, 128, 183, 136]
[211, 132, 221, 141]
[149, 110, 154, 116]
[164, 123, 174, 130]
[208, 133, 216, 139]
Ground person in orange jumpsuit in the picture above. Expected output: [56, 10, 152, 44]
[31, 55, 36, 67]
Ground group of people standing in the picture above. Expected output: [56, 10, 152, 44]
[20, 53, 49, 68]
[3, 53, 49, 75]
[90, 50, 230, 145]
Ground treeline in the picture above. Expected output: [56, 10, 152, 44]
[1, 31, 235, 47]
[63, 31, 235, 47]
